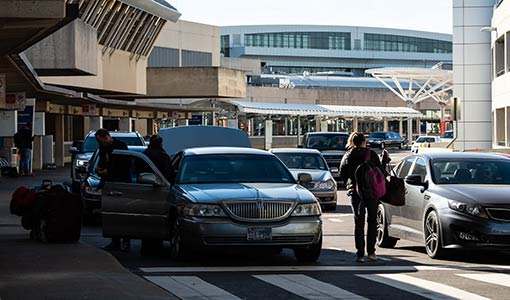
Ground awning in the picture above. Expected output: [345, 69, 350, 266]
[231, 101, 422, 118]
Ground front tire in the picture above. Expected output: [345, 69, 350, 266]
[376, 204, 398, 248]
[294, 234, 322, 262]
[424, 211, 448, 259]
[170, 219, 189, 260]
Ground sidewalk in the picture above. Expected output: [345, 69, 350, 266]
[0, 167, 175, 300]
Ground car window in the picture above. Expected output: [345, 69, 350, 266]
[275, 153, 327, 170]
[81, 135, 144, 153]
[305, 134, 348, 150]
[397, 157, 415, 178]
[370, 132, 384, 139]
[411, 158, 428, 181]
[107, 154, 155, 184]
[177, 154, 295, 184]
[432, 159, 510, 184]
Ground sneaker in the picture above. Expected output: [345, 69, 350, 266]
[367, 253, 378, 261]
[103, 242, 120, 250]
[120, 239, 131, 252]
[356, 256, 365, 263]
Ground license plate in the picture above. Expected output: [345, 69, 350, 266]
[247, 228, 272, 241]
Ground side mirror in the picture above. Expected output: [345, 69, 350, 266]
[138, 173, 160, 186]
[69, 146, 79, 154]
[405, 174, 429, 190]
[298, 173, 313, 184]
[329, 167, 339, 174]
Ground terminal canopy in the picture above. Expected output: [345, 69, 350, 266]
[366, 67, 453, 107]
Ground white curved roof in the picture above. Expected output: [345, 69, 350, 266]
[231, 100, 422, 118]
[366, 68, 452, 79]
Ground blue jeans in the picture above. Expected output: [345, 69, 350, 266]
[19, 148, 31, 174]
[349, 190, 379, 258]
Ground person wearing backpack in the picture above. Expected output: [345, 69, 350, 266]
[340, 132, 385, 263]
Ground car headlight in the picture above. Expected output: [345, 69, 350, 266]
[85, 185, 102, 196]
[317, 180, 335, 190]
[292, 203, 321, 216]
[75, 159, 88, 167]
[183, 204, 227, 217]
[448, 201, 489, 219]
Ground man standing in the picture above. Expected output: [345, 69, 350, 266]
[94, 128, 130, 251]
[14, 122, 34, 176]
[142, 134, 174, 182]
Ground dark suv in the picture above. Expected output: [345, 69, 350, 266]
[69, 131, 145, 193]
[367, 131, 405, 149]
[299, 132, 349, 179]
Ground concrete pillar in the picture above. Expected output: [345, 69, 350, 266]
[89, 116, 103, 130]
[264, 120, 273, 150]
[55, 114, 65, 167]
[383, 117, 389, 132]
[314, 116, 321, 132]
[353, 117, 359, 132]
[416, 118, 421, 136]
[147, 119, 155, 135]
[32, 136, 43, 171]
[285, 117, 289, 136]
[399, 118, 404, 137]
[83, 116, 91, 134]
[119, 117, 131, 132]
[407, 118, 413, 142]
[297, 116, 301, 145]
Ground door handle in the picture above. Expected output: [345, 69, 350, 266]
[424, 194, 431, 201]
[107, 191, 123, 197]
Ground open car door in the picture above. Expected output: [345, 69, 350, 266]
[102, 150, 171, 239]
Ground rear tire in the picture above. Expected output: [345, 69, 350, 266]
[376, 204, 398, 248]
[294, 234, 322, 262]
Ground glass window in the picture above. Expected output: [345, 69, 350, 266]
[274, 153, 328, 170]
[411, 158, 428, 181]
[81, 136, 143, 153]
[107, 154, 155, 184]
[364, 33, 451, 54]
[432, 159, 510, 185]
[397, 157, 415, 178]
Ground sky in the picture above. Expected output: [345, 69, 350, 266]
[170, 0, 453, 34]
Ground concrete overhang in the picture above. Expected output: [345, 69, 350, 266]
[131, 67, 247, 99]
[118, 0, 181, 22]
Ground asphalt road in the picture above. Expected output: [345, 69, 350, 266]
[79, 148, 510, 300]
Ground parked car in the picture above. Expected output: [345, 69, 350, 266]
[299, 132, 349, 180]
[367, 131, 405, 149]
[79, 145, 147, 219]
[69, 131, 145, 193]
[377, 152, 510, 259]
[411, 136, 441, 154]
[270, 148, 338, 211]
[440, 130, 454, 142]
[101, 147, 322, 262]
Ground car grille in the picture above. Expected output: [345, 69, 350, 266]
[223, 201, 295, 222]
[203, 235, 315, 245]
[323, 156, 343, 167]
[486, 208, 510, 222]
[484, 235, 510, 245]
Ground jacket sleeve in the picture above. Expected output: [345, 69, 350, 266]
[339, 152, 350, 183]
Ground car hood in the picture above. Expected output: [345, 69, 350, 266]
[436, 185, 510, 205]
[288, 169, 332, 182]
[76, 152, 93, 161]
[178, 183, 316, 203]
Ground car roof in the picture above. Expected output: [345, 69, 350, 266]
[419, 152, 507, 160]
[87, 131, 141, 138]
[269, 148, 321, 154]
[306, 132, 349, 136]
[183, 147, 273, 156]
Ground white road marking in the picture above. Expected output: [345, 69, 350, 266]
[145, 276, 241, 300]
[140, 265, 510, 273]
[358, 274, 490, 300]
[323, 247, 346, 252]
[254, 274, 367, 300]
[458, 273, 510, 288]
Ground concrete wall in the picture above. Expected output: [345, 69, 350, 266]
[25, 19, 98, 76]
[153, 20, 220, 67]
[453, 0, 495, 150]
[221, 57, 261, 75]
[0, 0, 65, 18]
[41, 46, 148, 95]
[146, 67, 246, 98]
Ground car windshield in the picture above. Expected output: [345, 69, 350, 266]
[177, 154, 296, 184]
[369, 132, 385, 139]
[441, 131, 453, 139]
[81, 136, 143, 152]
[275, 153, 327, 170]
[305, 134, 348, 150]
[432, 159, 510, 184]
[416, 137, 436, 143]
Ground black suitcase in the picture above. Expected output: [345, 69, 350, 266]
[31, 184, 83, 243]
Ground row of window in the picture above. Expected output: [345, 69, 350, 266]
[244, 32, 352, 50]
[226, 32, 452, 54]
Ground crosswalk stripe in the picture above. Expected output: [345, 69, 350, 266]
[458, 273, 510, 288]
[358, 274, 490, 300]
[144, 276, 241, 300]
[254, 274, 367, 300]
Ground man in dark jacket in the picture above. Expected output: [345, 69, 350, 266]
[95, 128, 130, 251]
[14, 122, 34, 176]
[143, 134, 174, 183]
[340, 132, 384, 263]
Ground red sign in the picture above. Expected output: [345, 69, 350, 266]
[440, 121, 447, 135]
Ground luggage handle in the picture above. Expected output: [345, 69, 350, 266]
[107, 191, 123, 197]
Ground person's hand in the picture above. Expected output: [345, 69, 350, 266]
[96, 167, 108, 175]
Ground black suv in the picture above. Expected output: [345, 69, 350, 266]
[69, 131, 145, 193]
[299, 132, 349, 179]
[367, 131, 405, 149]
